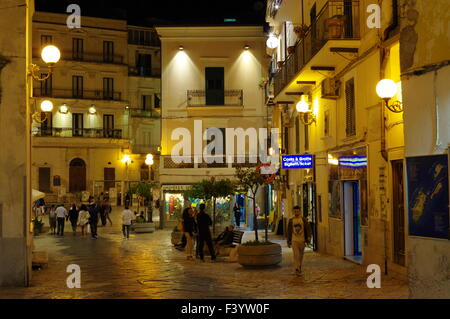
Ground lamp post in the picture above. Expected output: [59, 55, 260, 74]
[145, 153, 154, 181]
[122, 154, 131, 206]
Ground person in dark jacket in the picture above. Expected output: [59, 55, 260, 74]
[88, 202, 99, 239]
[233, 202, 241, 228]
[196, 203, 216, 261]
[182, 207, 196, 260]
[68, 204, 79, 236]
[214, 225, 235, 255]
[286, 205, 312, 276]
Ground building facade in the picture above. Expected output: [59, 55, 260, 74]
[31, 12, 161, 206]
[266, 0, 406, 277]
[156, 26, 268, 228]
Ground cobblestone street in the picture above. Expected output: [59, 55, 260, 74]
[0, 209, 409, 299]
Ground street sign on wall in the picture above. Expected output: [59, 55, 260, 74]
[281, 154, 313, 169]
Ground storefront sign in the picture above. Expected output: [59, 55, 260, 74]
[339, 156, 367, 168]
[161, 184, 192, 192]
[281, 154, 313, 169]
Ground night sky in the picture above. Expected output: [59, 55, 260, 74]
[35, 0, 267, 27]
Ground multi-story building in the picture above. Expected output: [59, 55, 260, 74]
[156, 26, 268, 228]
[266, 0, 406, 277]
[31, 12, 161, 205]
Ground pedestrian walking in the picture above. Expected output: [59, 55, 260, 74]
[233, 202, 241, 228]
[55, 204, 68, 236]
[103, 200, 113, 226]
[68, 204, 79, 236]
[182, 207, 196, 260]
[48, 205, 57, 235]
[122, 205, 135, 239]
[196, 203, 216, 261]
[78, 205, 90, 236]
[287, 205, 312, 276]
[88, 202, 99, 239]
[99, 202, 107, 226]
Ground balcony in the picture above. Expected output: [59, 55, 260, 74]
[187, 90, 243, 107]
[128, 66, 161, 78]
[162, 156, 260, 169]
[273, 0, 360, 97]
[33, 51, 124, 65]
[33, 88, 122, 101]
[131, 144, 160, 155]
[129, 108, 161, 118]
[34, 127, 123, 139]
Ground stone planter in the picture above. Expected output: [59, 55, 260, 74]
[133, 222, 156, 233]
[171, 231, 183, 245]
[237, 243, 282, 267]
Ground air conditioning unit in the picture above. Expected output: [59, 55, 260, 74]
[321, 78, 340, 99]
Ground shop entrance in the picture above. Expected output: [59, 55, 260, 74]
[343, 181, 362, 262]
[302, 183, 318, 251]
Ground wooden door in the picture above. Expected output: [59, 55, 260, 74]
[205, 67, 224, 105]
[38, 167, 51, 193]
[69, 158, 86, 193]
[104, 167, 115, 192]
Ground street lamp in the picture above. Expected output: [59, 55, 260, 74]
[145, 153, 154, 181]
[28, 44, 61, 82]
[296, 99, 316, 125]
[376, 79, 403, 113]
[266, 34, 279, 49]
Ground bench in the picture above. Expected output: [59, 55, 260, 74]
[215, 230, 244, 257]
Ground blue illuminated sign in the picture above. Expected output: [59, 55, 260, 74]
[281, 154, 313, 169]
[339, 156, 367, 168]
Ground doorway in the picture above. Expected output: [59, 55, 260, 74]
[302, 183, 318, 251]
[392, 160, 406, 266]
[343, 181, 362, 261]
[205, 67, 224, 105]
[104, 167, 115, 193]
[38, 167, 51, 193]
[69, 158, 86, 193]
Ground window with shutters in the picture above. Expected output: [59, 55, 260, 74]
[345, 78, 356, 137]
[72, 38, 84, 61]
[72, 75, 83, 98]
[41, 35, 52, 46]
[40, 73, 52, 96]
[142, 94, 152, 110]
[103, 41, 114, 63]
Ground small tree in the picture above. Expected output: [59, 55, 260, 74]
[184, 177, 235, 235]
[129, 182, 155, 222]
[234, 166, 266, 242]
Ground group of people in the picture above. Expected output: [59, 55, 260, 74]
[179, 203, 236, 262]
[47, 200, 113, 239]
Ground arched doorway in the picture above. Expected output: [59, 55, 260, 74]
[69, 158, 86, 193]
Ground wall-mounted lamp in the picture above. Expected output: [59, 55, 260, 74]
[178, 45, 184, 51]
[121, 154, 132, 165]
[89, 105, 97, 114]
[296, 99, 316, 125]
[31, 99, 53, 123]
[28, 45, 61, 82]
[376, 79, 403, 113]
[145, 153, 154, 166]
[244, 44, 250, 50]
[266, 34, 279, 49]
[59, 103, 69, 114]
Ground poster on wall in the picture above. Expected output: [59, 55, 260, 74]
[406, 154, 449, 239]
[328, 180, 342, 219]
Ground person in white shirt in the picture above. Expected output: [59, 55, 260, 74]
[55, 204, 68, 236]
[122, 206, 135, 239]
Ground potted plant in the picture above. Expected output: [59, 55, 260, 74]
[129, 182, 156, 233]
[287, 46, 296, 54]
[184, 177, 235, 235]
[326, 14, 346, 39]
[234, 166, 282, 267]
[294, 24, 309, 38]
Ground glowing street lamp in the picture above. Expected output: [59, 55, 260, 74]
[28, 44, 61, 82]
[296, 99, 316, 125]
[266, 34, 279, 49]
[376, 79, 403, 113]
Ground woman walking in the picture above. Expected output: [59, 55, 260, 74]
[78, 205, 89, 236]
[182, 207, 195, 260]
[68, 204, 79, 235]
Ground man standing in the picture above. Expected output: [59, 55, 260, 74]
[233, 202, 241, 228]
[121, 205, 135, 239]
[55, 204, 68, 236]
[88, 202, 99, 239]
[287, 205, 312, 276]
[196, 203, 216, 261]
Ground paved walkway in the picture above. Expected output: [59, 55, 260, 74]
[0, 208, 408, 299]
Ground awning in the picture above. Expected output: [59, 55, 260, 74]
[32, 189, 45, 202]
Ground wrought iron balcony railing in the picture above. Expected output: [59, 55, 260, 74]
[34, 127, 123, 139]
[131, 144, 160, 155]
[33, 88, 122, 101]
[187, 90, 243, 107]
[128, 67, 161, 77]
[272, 0, 360, 97]
[33, 51, 124, 64]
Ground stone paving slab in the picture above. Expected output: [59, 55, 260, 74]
[0, 209, 409, 299]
